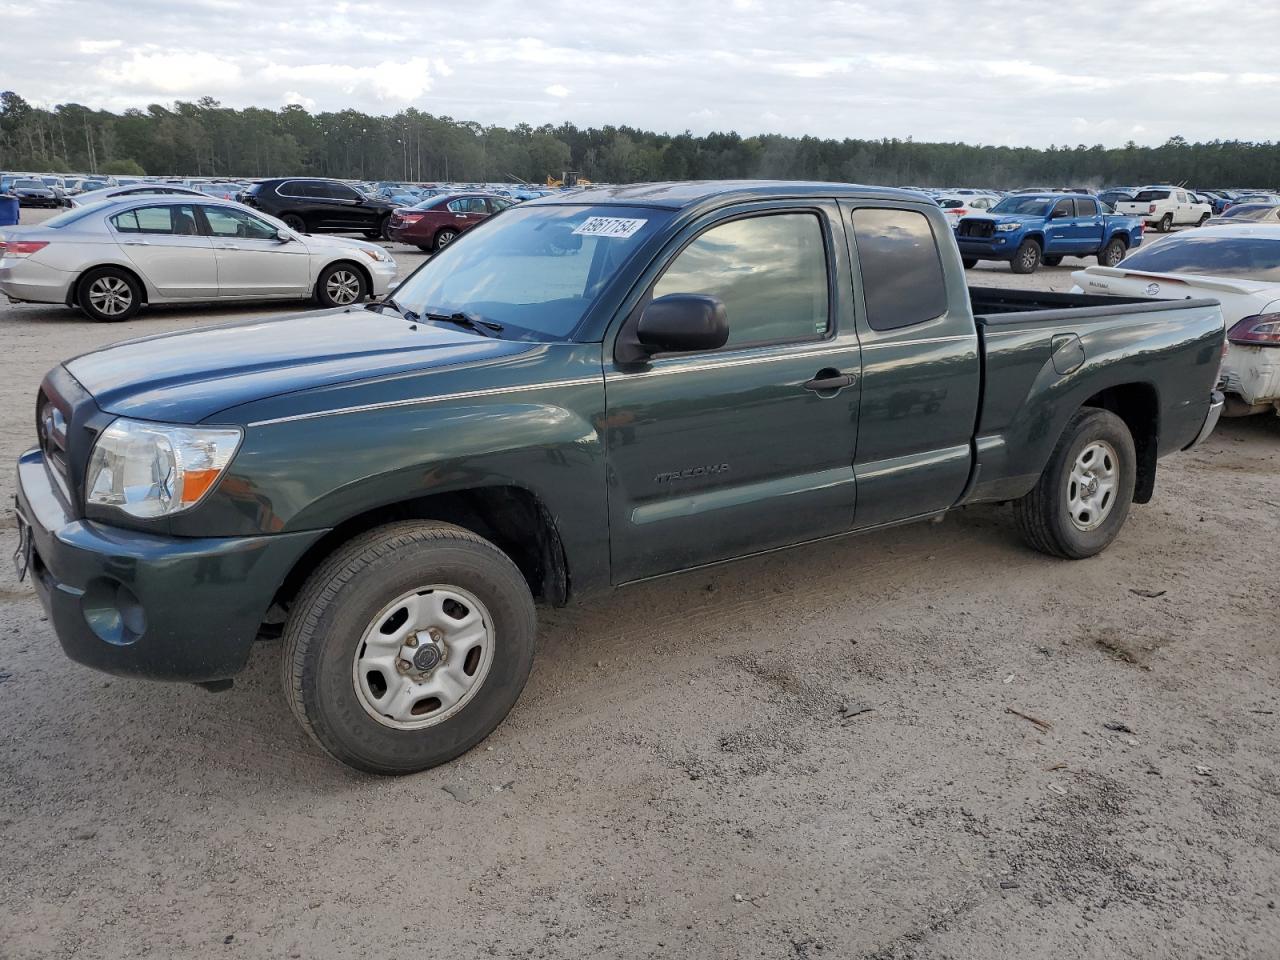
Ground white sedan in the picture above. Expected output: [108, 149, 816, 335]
[1072, 224, 1280, 416]
[0, 195, 396, 321]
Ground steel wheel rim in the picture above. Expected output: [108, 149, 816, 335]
[351, 584, 496, 731]
[326, 270, 361, 305]
[1067, 440, 1119, 532]
[88, 276, 131, 316]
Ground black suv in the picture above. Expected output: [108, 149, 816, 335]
[239, 178, 397, 238]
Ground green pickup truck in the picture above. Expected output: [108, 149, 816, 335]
[15, 181, 1226, 774]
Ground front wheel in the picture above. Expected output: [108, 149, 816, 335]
[282, 521, 537, 775]
[1010, 239, 1042, 274]
[1098, 238, 1127, 267]
[1013, 408, 1136, 559]
[314, 262, 368, 307]
[1197, 213, 1210, 226]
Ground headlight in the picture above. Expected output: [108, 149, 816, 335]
[996, 223, 1021, 232]
[85, 418, 242, 518]
[360, 247, 390, 263]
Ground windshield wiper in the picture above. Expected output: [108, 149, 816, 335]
[364, 297, 420, 322]
[420, 308, 505, 336]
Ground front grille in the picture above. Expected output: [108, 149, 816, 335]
[35, 366, 108, 518]
[36, 387, 70, 478]
[958, 220, 995, 239]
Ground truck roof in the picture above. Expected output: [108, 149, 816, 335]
[528, 180, 928, 211]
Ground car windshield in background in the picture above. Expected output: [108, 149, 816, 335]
[1220, 204, 1278, 220]
[14, 180, 44, 188]
[393, 204, 670, 341]
[1133, 190, 1171, 202]
[990, 197, 1051, 216]
[1120, 235, 1280, 281]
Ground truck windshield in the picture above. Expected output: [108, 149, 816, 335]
[392, 204, 669, 341]
[1119, 235, 1280, 281]
[990, 197, 1051, 216]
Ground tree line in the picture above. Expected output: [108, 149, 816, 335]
[2, 91, 1278, 189]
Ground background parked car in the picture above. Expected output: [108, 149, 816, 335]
[0, 196, 396, 321]
[69, 184, 208, 207]
[1204, 203, 1280, 226]
[935, 194, 1001, 221]
[10, 178, 60, 208]
[239, 178, 398, 238]
[955, 193, 1143, 273]
[387, 193, 515, 251]
[1071, 224, 1280, 416]
[1114, 187, 1212, 232]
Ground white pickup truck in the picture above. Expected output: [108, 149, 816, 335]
[1115, 187, 1212, 232]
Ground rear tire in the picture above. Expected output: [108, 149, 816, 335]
[1158, 213, 1173, 233]
[1013, 408, 1136, 560]
[1098, 238, 1127, 267]
[282, 521, 537, 775]
[1197, 213, 1210, 226]
[961, 257, 978, 269]
[77, 266, 142, 322]
[1010, 239, 1041, 274]
[434, 227, 459, 251]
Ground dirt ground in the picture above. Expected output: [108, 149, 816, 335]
[0, 210, 1277, 959]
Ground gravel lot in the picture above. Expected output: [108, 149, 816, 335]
[1, 209, 1277, 959]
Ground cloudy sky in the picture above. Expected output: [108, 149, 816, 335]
[4, 0, 1277, 147]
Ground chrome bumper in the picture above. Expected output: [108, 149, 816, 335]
[1185, 390, 1225, 449]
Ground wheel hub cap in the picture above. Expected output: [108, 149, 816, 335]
[412, 639, 442, 672]
[1067, 440, 1119, 532]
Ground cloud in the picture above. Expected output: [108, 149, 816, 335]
[544, 84, 569, 98]
[263, 57, 437, 102]
[77, 39, 123, 54]
[100, 50, 243, 94]
[282, 90, 316, 110]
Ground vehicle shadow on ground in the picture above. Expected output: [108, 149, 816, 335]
[4, 502, 1026, 792]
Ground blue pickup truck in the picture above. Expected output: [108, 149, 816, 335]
[955, 193, 1144, 274]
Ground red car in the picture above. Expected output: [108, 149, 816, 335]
[387, 193, 516, 251]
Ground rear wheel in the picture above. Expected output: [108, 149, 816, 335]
[282, 521, 537, 775]
[434, 227, 459, 251]
[77, 267, 142, 322]
[1010, 239, 1042, 274]
[1014, 408, 1136, 559]
[1098, 238, 1127, 267]
[1158, 213, 1173, 233]
[1042, 255, 1063, 267]
[961, 257, 978, 269]
[281, 213, 307, 233]
[1197, 213, 1210, 226]
[314, 262, 368, 307]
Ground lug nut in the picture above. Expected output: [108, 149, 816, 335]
[396, 659, 413, 673]
[405, 636, 419, 647]
[428, 628, 443, 642]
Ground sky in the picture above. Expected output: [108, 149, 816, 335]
[3, 0, 1278, 148]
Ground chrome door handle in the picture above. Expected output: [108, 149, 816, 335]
[216, 243, 240, 250]
[803, 370, 857, 393]
[122, 240, 150, 246]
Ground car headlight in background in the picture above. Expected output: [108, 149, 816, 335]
[86, 419, 242, 518]
[996, 223, 1021, 232]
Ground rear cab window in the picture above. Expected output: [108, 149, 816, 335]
[849, 208, 948, 331]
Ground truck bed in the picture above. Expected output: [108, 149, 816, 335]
[962, 285, 1225, 505]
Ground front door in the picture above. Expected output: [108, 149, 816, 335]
[1043, 196, 1076, 255]
[199, 205, 311, 297]
[604, 202, 862, 583]
[109, 202, 218, 299]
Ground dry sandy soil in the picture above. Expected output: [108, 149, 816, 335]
[0, 210, 1276, 959]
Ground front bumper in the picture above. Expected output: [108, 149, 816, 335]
[1184, 390, 1225, 449]
[15, 447, 325, 682]
[367, 258, 397, 297]
[956, 233, 1020, 259]
[0, 258, 75, 305]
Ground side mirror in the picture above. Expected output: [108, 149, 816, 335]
[276, 228, 293, 243]
[1051, 207, 1071, 220]
[617, 294, 728, 364]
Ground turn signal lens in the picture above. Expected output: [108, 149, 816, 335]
[0, 240, 49, 258]
[1227, 313, 1280, 346]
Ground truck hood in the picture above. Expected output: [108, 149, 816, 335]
[65, 308, 533, 423]
[960, 213, 1037, 228]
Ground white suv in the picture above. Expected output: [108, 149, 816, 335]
[1116, 187, 1211, 232]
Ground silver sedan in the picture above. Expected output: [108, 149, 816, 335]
[0, 196, 397, 321]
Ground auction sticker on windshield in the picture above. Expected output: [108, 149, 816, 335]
[572, 216, 648, 239]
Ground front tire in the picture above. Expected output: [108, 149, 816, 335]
[1197, 213, 1210, 226]
[1098, 238, 1127, 267]
[961, 257, 978, 269]
[314, 262, 368, 307]
[77, 267, 142, 322]
[282, 521, 537, 775]
[1013, 408, 1136, 560]
[1010, 239, 1042, 274]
